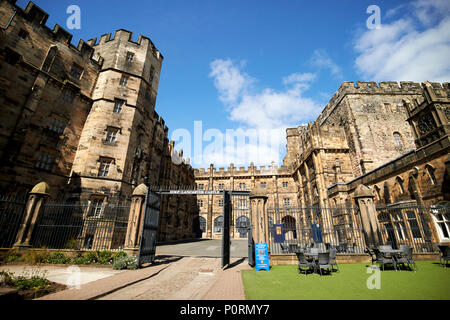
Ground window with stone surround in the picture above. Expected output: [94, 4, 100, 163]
[119, 75, 129, 87]
[149, 65, 155, 84]
[48, 116, 67, 134]
[199, 216, 206, 233]
[261, 182, 267, 188]
[197, 183, 204, 190]
[396, 177, 405, 194]
[432, 210, 450, 240]
[214, 216, 223, 233]
[35, 148, 57, 171]
[61, 88, 75, 103]
[113, 99, 125, 113]
[282, 181, 288, 188]
[239, 183, 246, 190]
[98, 157, 114, 177]
[4, 47, 20, 65]
[197, 200, 203, 208]
[393, 132, 403, 146]
[18, 29, 29, 39]
[218, 199, 223, 207]
[69, 63, 84, 80]
[125, 51, 134, 63]
[284, 198, 291, 207]
[218, 183, 224, 190]
[88, 196, 105, 218]
[105, 127, 119, 143]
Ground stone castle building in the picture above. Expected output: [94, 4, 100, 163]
[0, 0, 198, 241]
[195, 81, 450, 245]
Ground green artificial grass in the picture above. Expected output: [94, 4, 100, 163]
[242, 261, 450, 300]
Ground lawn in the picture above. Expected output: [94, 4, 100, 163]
[241, 261, 450, 300]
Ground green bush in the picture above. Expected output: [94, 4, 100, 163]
[97, 250, 113, 264]
[84, 251, 98, 264]
[43, 252, 70, 264]
[22, 249, 50, 264]
[113, 255, 138, 270]
[70, 255, 90, 265]
[1, 269, 50, 291]
[66, 239, 79, 250]
[6, 254, 22, 263]
[112, 251, 127, 263]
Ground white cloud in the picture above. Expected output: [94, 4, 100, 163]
[354, 0, 450, 82]
[205, 59, 323, 167]
[310, 49, 343, 79]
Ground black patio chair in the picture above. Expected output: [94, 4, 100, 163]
[329, 248, 339, 272]
[325, 243, 331, 250]
[296, 252, 315, 275]
[373, 248, 397, 271]
[365, 246, 376, 265]
[317, 252, 332, 276]
[380, 244, 393, 252]
[289, 244, 299, 253]
[338, 242, 348, 253]
[280, 243, 290, 254]
[437, 245, 450, 268]
[396, 246, 417, 272]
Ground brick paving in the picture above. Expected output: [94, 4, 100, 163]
[35, 256, 251, 300]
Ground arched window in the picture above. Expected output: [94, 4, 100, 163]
[236, 216, 250, 238]
[199, 216, 206, 233]
[213, 216, 223, 233]
[374, 185, 381, 200]
[393, 132, 403, 146]
[396, 177, 405, 194]
[425, 165, 437, 185]
[282, 215, 297, 239]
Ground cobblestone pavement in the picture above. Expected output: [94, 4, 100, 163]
[98, 256, 250, 300]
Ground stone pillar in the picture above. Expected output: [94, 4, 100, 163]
[124, 184, 147, 255]
[13, 182, 50, 249]
[250, 186, 269, 246]
[354, 184, 382, 248]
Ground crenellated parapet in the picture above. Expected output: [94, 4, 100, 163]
[317, 81, 424, 126]
[194, 162, 281, 178]
[87, 29, 163, 62]
[4, 1, 103, 66]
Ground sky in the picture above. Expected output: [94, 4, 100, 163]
[16, 0, 450, 169]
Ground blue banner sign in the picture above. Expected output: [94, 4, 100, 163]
[255, 243, 270, 271]
[311, 223, 323, 243]
[273, 224, 285, 243]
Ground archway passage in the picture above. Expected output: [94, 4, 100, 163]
[141, 188, 250, 269]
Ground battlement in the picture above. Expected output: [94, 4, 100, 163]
[194, 162, 280, 177]
[403, 81, 450, 114]
[4, 1, 103, 66]
[317, 81, 425, 126]
[87, 29, 164, 61]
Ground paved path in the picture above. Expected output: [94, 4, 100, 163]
[156, 239, 248, 258]
[35, 256, 180, 300]
[98, 256, 251, 300]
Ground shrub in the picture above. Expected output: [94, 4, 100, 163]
[70, 255, 89, 265]
[66, 239, 79, 250]
[22, 249, 50, 264]
[1, 268, 50, 291]
[97, 250, 113, 265]
[6, 254, 22, 263]
[43, 252, 70, 264]
[113, 255, 138, 270]
[84, 251, 98, 264]
[112, 251, 127, 263]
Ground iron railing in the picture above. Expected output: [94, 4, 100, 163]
[0, 195, 27, 248]
[31, 201, 131, 251]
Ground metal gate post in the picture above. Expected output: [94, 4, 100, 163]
[248, 225, 255, 267]
[221, 190, 231, 269]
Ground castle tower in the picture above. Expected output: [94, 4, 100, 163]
[70, 30, 164, 201]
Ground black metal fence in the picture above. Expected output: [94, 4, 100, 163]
[266, 205, 440, 255]
[31, 201, 131, 251]
[267, 207, 366, 254]
[376, 204, 442, 253]
[0, 195, 27, 248]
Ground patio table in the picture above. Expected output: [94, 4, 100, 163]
[303, 251, 330, 274]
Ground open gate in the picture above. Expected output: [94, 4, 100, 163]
[137, 190, 161, 267]
[139, 188, 251, 269]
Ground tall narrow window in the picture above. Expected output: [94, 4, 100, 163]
[396, 177, 405, 194]
[218, 199, 224, 207]
[98, 158, 113, 177]
[393, 132, 403, 146]
[284, 198, 291, 207]
[426, 165, 437, 185]
[113, 99, 124, 113]
[239, 183, 246, 190]
[119, 75, 129, 87]
[149, 66, 155, 84]
[197, 200, 203, 208]
[88, 197, 105, 218]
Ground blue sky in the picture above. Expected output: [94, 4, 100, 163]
[16, 0, 450, 168]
